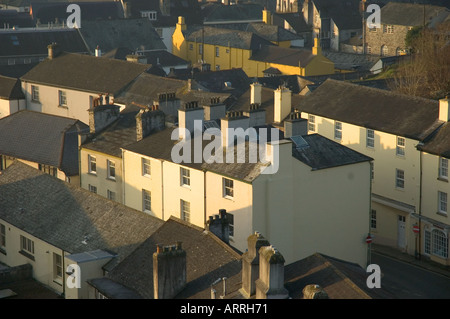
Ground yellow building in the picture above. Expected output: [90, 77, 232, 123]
[299, 79, 446, 262]
[172, 16, 334, 77]
[120, 97, 372, 266]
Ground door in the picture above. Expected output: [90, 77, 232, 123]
[398, 215, 406, 249]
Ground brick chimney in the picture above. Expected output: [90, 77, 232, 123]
[274, 86, 291, 123]
[243, 103, 266, 127]
[255, 245, 289, 299]
[153, 242, 187, 299]
[240, 232, 270, 299]
[284, 111, 307, 138]
[136, 106, 165, 141]
[204, 97, 226, 121]
[250, 82, 262, 105]
[438, 96, 450, 122]
[47, 42, 61, 60]
[206, 209, 230, 244]
[88, 104, 120, 134]
[178, 101, 204, 140]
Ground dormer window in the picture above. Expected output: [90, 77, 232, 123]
[141, 11, 157, 20]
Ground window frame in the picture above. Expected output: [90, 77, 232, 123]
[228, 213, 234, 238]
[31, 85, 39, 102]
[107, 189, 116, 201]
[438, 191, 447, 214]
[334, 121, 342, 140]
[107, 159, 116, 180]
[366, 129, 375, 148]
[143, 189, 151, 213]
[88, 155, 97, 175]
[431, 229, 448, 258]
[20, 235, 34, 255]
[58, 90, 67, 107]
[439, 157, 448, 180]
[180, 167, 190, 187]
[395, 169, 405, 189]
[142, 158, 151, 177]
[215, 46, 219, 57]
[370, 209, 377, 229]
[396, 136, 405, 157]
[0, 223, 5, 249]
[89, 184, 97, 194]
[308, 114, 316, 132]
[180, 199, 190, 223]
[223, 178, 234, 199]
[53, 253, 63, 281]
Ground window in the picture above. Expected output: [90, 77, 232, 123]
[383, 24, 394, 34]
[367, 46, 372, 54]
[31, 85, 39, 102]
[228, 213, 234, 237]
[199, 44, 203, 55]
[180, 199, 190, 223]
[53, 253, 63, 280]
[395, 169, 404, 189]
[438, 191, 447, 214]
[215, 46, 219, 57]
[424, 230, 431, 255]
[107, 160, 116, 180]
[432, 229, 448, 258]
[0, 223, 5, 249]
[189, 43, 193, 50]
[215, 64, 220, 71]
[381, 45, 388, 56]
[107, 190, 116, 201]
[88, 155, 96, 174]
[223, 178, 234, 198]
[24, 58, 31, 64]
[334, 121, 342, 140]
[38, 164, 57, 177]
[58, 90, 67, 107]
[396, 137, 405, 156]
[89, 184, 97, 194]
[439, 158, 448, 180]
[143, 189, 151, 212]
[142, 158, 151, 177]
[370, 210, 376, 229]
[366, 129, 375, 148]
[308, 115, 316, 132]
[141, 11, 157, 20]
[180, 167, 190, 187]
[7, 58, 15, 65]
[20, 235, 34, 255]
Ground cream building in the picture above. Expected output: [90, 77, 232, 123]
[121, 94, 373, 266]
[299, 79, 445, 260]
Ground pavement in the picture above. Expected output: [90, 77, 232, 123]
[371, 243, 450, 278]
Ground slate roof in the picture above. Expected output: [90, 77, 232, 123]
[312, 0, 362, 30]
[0, 29, 89, 57]
[201, 2, 263, 22]
[90, 217, 242, 299]
[0, 9, 35, 28]
[0, 62, 38, 79]
[0, 161, 164, 266]
[284, 253, 395, 299]
[20, 52, 150, 94]
[141, 50, 189, 67]
[272, 12, 311, 34]
[0, 75, 25, 100]
[417, 116, 450, 158]
[322, 51, 379, 71]
[193, 68, 250, 99]
[249, 45, 317, 67]
[78, 19, 167, 53]
[0, 110, 88, 176]
[184, 26, 274, 50]
[380, 2, 450, 27]
[298, 79, 443, 141]
[291, 134, 372, 170]
[30, 1, 124, 24]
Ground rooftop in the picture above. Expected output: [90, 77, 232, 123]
[379, 2, 450, 27]
[312, 0, 362, 30]
[249, 45, 317, 68]
[0, 75, 24, 100]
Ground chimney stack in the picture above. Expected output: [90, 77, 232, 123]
[255, 245, 289, 299]
[47, 42, 61, 60]
[178, 101, 204, 140]
[206, 209, 230, 244]
[243, 103, 266, 127]
[154, 92, 180, 117]
[204, 97, 226, 121]
[153, 242, 187, 299]
[89, 104, 120, 134]
[220, 111, 250, 148]
[126, 54, 148, 64]
[136, 106, 165, 141]
[95, 45, 101, 57]
[438, 96, 450, 122]
[274, 86, 291, 123]
[240, 232, 270, 299]
[283, 111, 307, 138]
[250, 82, 262, 105]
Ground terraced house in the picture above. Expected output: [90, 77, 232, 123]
[299, 79, 450, 265]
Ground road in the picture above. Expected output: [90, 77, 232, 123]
[372, 252, 450, 299]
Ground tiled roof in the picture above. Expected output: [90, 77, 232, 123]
[249, 45, 316, 67]
[298, 79, 442, 141]
[0, 110, 88, 176]
[379, 2, 449, 27]
[312, 0, 362, 30]
[0, 75, 24, 100]
[0, 161, 164, 264]
[21, 52, 150, 94]
[91, 217, 242, 299]
[417, 117, 450, 158]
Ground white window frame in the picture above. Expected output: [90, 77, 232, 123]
[107, 189, 116, 201]
[180, 199, 190, 223]
[89, 184, 97, 194]
[143, 189, 151, 213]
[20, 235, 34, 255]
[334, 121, 342, 140]
[53, 253, 63, 281]
[228, 213, 234, 238]
[88, 155, 97, 174]
[223, 178, 234, 199]
[439, 157, 448, 180]
[432, 229, 448, 258]
[308, 114, 316, 132]
[396, 137, 405, 157]
[107, 160, 116, 180]
[215, 46, 219, 57]
[58, 90, 67, 107]
[180, 167, 190, 187]
[395, 169, 405, 189]
[142, 158, 151, 177]
[31, 85, 39, 102]
[438, 191, 447, 214]
[370, 209, 376, 229]
[366, 129, 374, 148]
[141, 10, 157, 20]
[0, 223, 5, 249]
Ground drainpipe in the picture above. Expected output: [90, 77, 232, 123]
[418, 150, 423, 260]
[203, 169, 207, 227]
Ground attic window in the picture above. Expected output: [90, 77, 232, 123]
[141, 11, 157, 20]
[10, 35, 19, 46]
